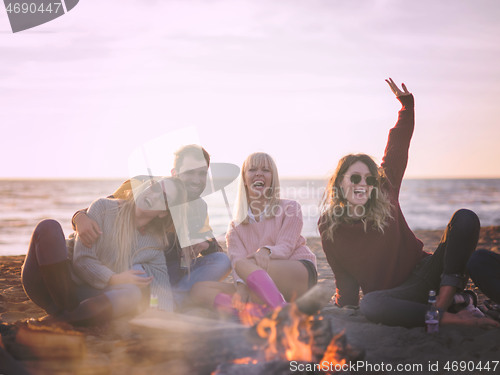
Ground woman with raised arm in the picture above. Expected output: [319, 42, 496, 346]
[21, 178, 186, 325]
[318, 78, 498, 328]
[190, 152, 317, 315]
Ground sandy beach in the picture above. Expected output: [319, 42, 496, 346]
[1, 227, 500, 374]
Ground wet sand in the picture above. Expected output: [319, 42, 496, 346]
[1, 227, 499, 374]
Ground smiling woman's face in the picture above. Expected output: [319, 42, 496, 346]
[243, 160, 273, 201]
[340, 161, 375, 207]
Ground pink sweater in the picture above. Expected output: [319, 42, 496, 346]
[226, 199, 317, 283]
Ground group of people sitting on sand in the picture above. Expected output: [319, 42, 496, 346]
[21, 79, 500, 330]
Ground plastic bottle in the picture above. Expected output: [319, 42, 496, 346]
[150, 294, 159, 309]
[425, 290, 440, 333]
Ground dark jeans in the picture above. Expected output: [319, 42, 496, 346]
[22, 220, 71, 314]
[467, 249, 500, 303]
[359, 209, 480, 327]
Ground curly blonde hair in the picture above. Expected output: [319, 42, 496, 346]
[319, 154, 394, 241]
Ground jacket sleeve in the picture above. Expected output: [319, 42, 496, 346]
[72, 199, 115, 289]
[264, 201, 304, 259]
[381, 94, 415, 193]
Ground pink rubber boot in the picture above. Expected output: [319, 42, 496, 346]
[246, 269, 287, 308]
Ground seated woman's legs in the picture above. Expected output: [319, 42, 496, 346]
[417, 209, 480, 310]
[235, 259, 310, 305]
[360, 210, 494, 328]
[467, 249, 500, 303]
[21, 219, 78, 314]
[360, 274, 429, 327]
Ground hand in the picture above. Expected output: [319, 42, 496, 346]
[75, 213, 102, 248]
[385, 77, 411, 97]
[233, 283, 250, 306]
[191, 241, 210, 256]
[247, 247, 271, 271]
[109, 270, 153, 287]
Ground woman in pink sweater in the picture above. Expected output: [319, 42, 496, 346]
[190, 152, 317, 312]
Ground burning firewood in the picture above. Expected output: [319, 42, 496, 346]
[128, 280, 363, 374]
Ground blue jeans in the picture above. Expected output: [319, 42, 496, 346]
[467, 249, 500, 303]
[167, 252, 231, 308]
[360, 209, 480, 327]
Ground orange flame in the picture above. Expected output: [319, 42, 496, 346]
[321, 331, 347, 366]
[232, 357, 258, 365]
[229, 297, 349, 369]
[232, 293, 266, 326]
[254, 304, 314, 362]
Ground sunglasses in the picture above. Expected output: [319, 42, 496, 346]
[348, 174, 378, 186]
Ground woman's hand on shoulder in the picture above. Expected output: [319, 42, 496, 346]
[385, 77, 411, 97]
[247, 247, 271, 270]
[109, 269, 153, 287]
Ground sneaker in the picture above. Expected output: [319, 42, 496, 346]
[448, 290, 478, 314]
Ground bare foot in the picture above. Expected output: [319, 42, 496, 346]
[441, 310, 500, 328]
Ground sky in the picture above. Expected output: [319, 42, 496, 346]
[1, 0, 499, 179]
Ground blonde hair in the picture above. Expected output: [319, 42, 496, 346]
[111, 178, 189, 272]
[319, 154, 394, 242]
[233, 152, 281, 225]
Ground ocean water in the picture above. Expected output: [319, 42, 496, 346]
[0, 178, 499, 256]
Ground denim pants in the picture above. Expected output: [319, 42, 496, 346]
[467, 249, 500, 303]
[359, 209, 480, 327]
[167, 251, 231, 308]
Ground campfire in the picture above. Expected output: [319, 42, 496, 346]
[127, 280, 363, 375]
[212, 288, 360, 375]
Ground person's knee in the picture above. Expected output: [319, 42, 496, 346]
[452, 209, 480, 231]
[219, 254, 231, 274]
[35, 219, 63, 237]
[360, 291, 389, 323]
[208, 252, 231, 267]
[234, 258, 255, 274]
